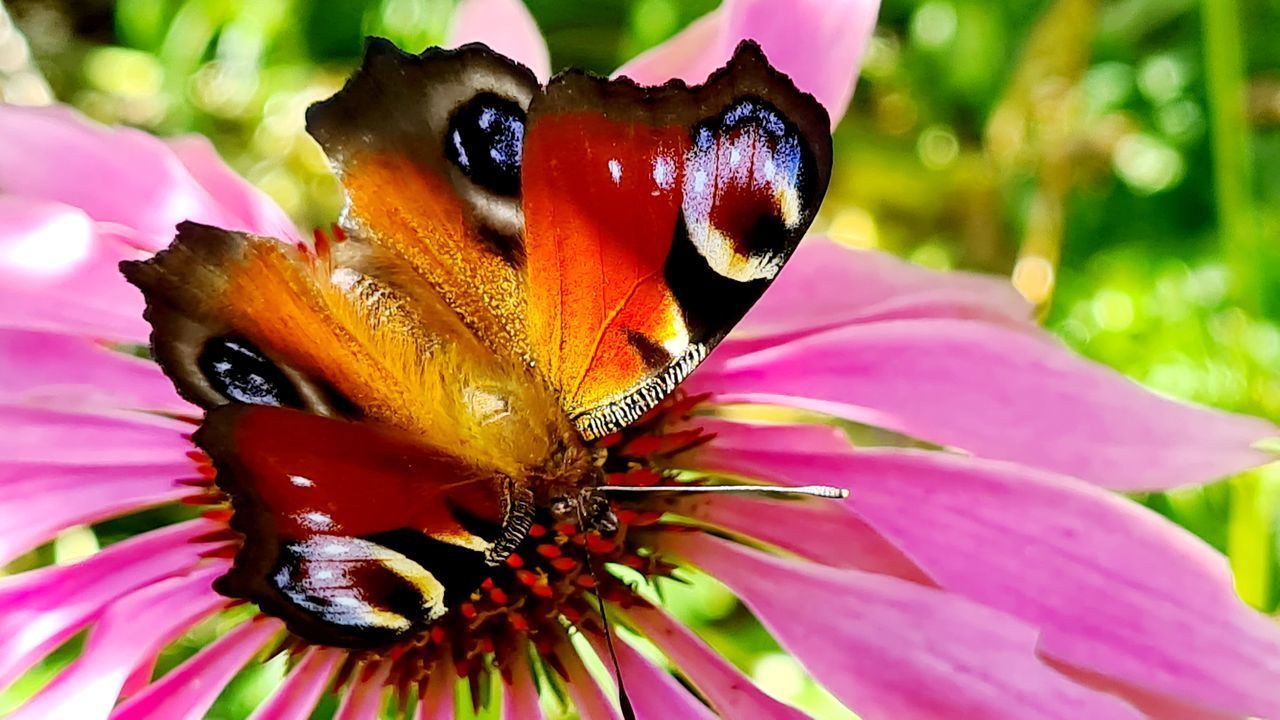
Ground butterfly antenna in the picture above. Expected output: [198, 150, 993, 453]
[584, 553, 636, 720]
[597, 484, 849, 499]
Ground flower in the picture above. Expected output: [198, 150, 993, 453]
[2, 0, 1280, 718]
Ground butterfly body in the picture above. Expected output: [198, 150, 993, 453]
[122, 38, 831, 650]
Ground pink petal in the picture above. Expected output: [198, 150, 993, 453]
[586, 634, 716, 720]
[622, 605, 809, 719]
[250, 648, 341, 720]
[666, 534, 1142, 720]
[698, 445, 1280, 717]
[334, 662, 391, 720]
[415, 667, 456, 720]
[672, 494, 928, 582]
[0, 404, 195, 464]
[560, 645, 622, 720]
[166, 136, 302, 242]
[0, 105, 257, 246]
[728, 237, 1033, 345]
[0, 519, 220, 691]
[7, 567, 226, 720]
[0, 460, 192, 566]
[1053, 662, 1239, 720]
[0, 329, 189, 414]
[448, 0, 551, 81]
[0, 198, 150, 342]
[112, 617, 283, 720]
[501, 659, 544, 720]
[615, 0, 881, 125]
[676, 419, 927, 582]
[690, 318, 1276, 490]
[691, 415, 854, 455]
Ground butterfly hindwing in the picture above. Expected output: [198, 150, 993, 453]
[196, 404, 505, 647]
[521, 42, 833, 438]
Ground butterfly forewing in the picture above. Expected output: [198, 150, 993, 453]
[521, 42, 832, 438]
[305, 38, 539, 361]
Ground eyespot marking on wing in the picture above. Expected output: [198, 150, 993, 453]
[198, 335, 302, 408]
[681, 97, 817, 283]
[445, 92, 526, 198]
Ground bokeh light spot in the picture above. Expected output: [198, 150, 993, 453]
[911, 1, 958, 49]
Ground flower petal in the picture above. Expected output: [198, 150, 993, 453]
[691, 415, 853, 455]
[586, 634, 717, 720]
[249, 647, 341, 720]
[0, 520, 220, 691]
[622, 605, 808, 719]
[0, 105, 258, 245]
[448, 0, 551, 81]
[674, 494, 929, 582]
[615, 0, 881, 125]
[0, 460, 191, 566]
[0, 329, 189, 414]
[0, 198, 150, 342]
[334, 662, 391, 720]
[0, 405, 194, 464]
[674, 417, 927, 580]
[415, 667, 456, 720]
[728, 237, 1033, 344]
[165, 136, 302, 242]
[666, 534, 1142, 720]
[1053, 662, 1239, 720]
[501, 659, 544, 720]
[7, 567, 226, 720]
[690, 318, 1276, 489]
[560, 645, 622, 720]
[111, 617, 283, 720]
[698, 445, 1280, 718]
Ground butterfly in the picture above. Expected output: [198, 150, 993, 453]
[121, 37, 832, 652]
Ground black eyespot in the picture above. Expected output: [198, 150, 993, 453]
[197, 336, 301, 407]
[444, 92, 525, 197]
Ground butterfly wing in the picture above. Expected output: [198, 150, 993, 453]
[521, 42, 833, 439]
[123, 223, 556, 647]
[196, 404, 507, 647]
[301, 39, 831, 441]
[305, 38, 538, 361]
[121, 221, 566, 475]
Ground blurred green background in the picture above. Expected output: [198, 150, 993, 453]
[2, 0, 1279, 717]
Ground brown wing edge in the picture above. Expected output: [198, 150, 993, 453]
[119, 222, 341, 416]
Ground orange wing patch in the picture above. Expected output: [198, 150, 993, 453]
[307, 38, 539, 361]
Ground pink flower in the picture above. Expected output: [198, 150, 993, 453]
[2, 1, 1279, 718]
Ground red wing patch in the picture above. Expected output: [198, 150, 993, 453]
[196, 404, 504, 647]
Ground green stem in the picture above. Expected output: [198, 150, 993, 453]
[1202, 0, 1257, 311]
[1202, 0, 1271, 610]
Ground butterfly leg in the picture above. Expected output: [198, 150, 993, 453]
[486, 478, 535, 566]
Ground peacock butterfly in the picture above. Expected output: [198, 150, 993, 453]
[121, 37, 833, 652]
